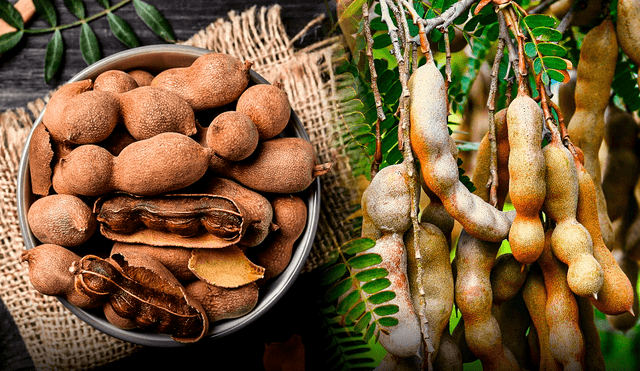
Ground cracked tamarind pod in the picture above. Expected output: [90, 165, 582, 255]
[538, 229, 585, 371]
[567, 18, 618, 249]
[454, 215, 520, 371]
[542, 129, 603, 298]
[404, 222, 454, 360]
[409, 57, 510, 243]
[506, 91, 547, 265]
[574, 154, 634, 314]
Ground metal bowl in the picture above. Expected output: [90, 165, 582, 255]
[16, 44, 320, 347]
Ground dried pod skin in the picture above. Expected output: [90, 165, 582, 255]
[72, 252, 209, 343]
[189, 246, 265, 287]
[404, 222, 454, 358]
[127, 69, 154, 86]
[119, 86, 197, 140]
[95, 192, 243, 248]
[362, 164, 412, 234]
[94, 70, 139, 93]
[236, 83, 291, 140]
[20, 244, 102, 309]
[51, 144, 114, 197]
[507, 94, 546, 265]
[219, 137, 330, 194]
[113, 132, 212, 196]
[409, 59, 511, 243]
[28, 123, 54, 196]
[251, 195, 307, 283]
[103, 301, 138, 330]
[110, 242, 196, 281]
[490, 253, 528, 305]
[151, 53, 251, 111]
[205, 111, 259, 161]
[617, 0, 640, 65]
[43, 80, 120, 145]
[27, 194, 97, 247]
[185, 280, 259, 324]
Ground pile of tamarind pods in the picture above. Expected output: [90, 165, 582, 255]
[20, 51, 330, 343]
[358, 15, 640, 370]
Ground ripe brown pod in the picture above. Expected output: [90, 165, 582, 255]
[205, 111, 259, 161]
[52, 144, 114, 197]
[28, 123, 54, 196]
[236, 83, 291, 140]
[110, 242, 196, 282]
[185, 280, 259, 324]
[127, 69, 154, 86]
[617, 0, 640, 65]
[27, 194, 97, 247]
[362, 163, 412, 234]
[94, 70, 139, 93]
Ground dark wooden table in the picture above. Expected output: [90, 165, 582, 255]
[0, 0, 335, 111]
[1, 1, 341, 370]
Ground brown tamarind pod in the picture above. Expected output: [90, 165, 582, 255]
[419, 185, 455, 245]
[527, 324, 541, 370]
[606, 249, 639, 332]
[404, 222, 454, 359]
[492, 290, 531, 369]
[455, 222, 520, 371]
[28, 123, 54, 196]
[575, 156, 634, 314]
[567, 18, 618, 250]
[542, 131, 603, 298]
[110, 242, 196, 282]
[575, 296, 606, 371]
[523, 264, 562, 371]
[549, 0, 605, 27]
[506, 93, 546, 265]
[433, 326, 463, 371]
[471, 108, 510, 211]
[617, 0, 640, 66]
[490, 253, 529, 305]
[558, 70, 577, 124]
[451, 317, 478, 364]
[362, 163, 412, 235]
[72, 252, 209, 343]
[538, 229, 585, 370]
[409, 58, 511, 243]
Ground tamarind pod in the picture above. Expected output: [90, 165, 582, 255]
[358, 233, 422, 358]
[419, 185, 455, 245]
[361, 164, 412, 235]
[606, 250, 639, 332]
[575, 157, 634, 314]
[538, 229, 585, 371]
[542, 135, 603, 298]
[455, 226, 520, 371]
[617, 0, 640, 66]
[526, 324, 541, 370]
[472, 108, 510, 211]
[433, 326, 463, 371]
[575, 296, 606, 371]
[567, 19, 618, 249]
[72, 252, 208, 343]
[490, 253, 529, 305]
[522, 265, 562, 371]
[409, 59, 511, 243]
[372, 353, 421, 371]
[404, 222, 454, 359]
[558, 70, 577, 124]
[506, 94, 546, 265]
[451, 317, 478, 364]
[492, 290, 531, 369]
[549, 0, 604, 27]
[361, 189, 382, 241]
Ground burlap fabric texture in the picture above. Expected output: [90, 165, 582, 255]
[0, 5, 361, 370]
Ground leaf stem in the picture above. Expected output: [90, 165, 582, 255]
[23, 0, 132, 34]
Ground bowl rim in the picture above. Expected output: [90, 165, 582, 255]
[16, 44, 320, 347]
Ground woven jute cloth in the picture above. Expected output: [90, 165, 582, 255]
[0, 5, 360, 370]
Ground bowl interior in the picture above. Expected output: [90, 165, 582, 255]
[17, 45, 320, 347]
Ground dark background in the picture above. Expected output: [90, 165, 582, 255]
[1, 1, 343, 370]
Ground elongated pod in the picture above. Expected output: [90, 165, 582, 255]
[605, 250, 639, 332]
[617, 0, 640, 66]
[576, 296, 606, 371]
[409, 59, 510, 243]
[362, 163, 412, 234]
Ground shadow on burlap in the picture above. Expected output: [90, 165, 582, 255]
[0, 5, 361, 370]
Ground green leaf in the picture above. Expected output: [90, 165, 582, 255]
[525, 42, 537, 58]
[64, 0, 85, 19]
[0, 0, 23, 29]
[96, 0, 110, 8]
[346, 301, 367, 323]
[133, 0, 176, 42]
[79, 23, 100, 65]
[377, 317, 399, 327]
[541, 70, 550, 86]
[533, 57, 543, 74]
[361, 278, 391, 294]
[372, 33, 391, 49]
[547, 69, 569, 83]
[325, 277, 355, 303]
[44, 29, 63, 83]
[353, 311, 372, 333]
[531, 27, 562, 42]
[355, 267, 388, 282]
[537, 42, 567, 57]
[368, 290, 395, 305]
[107, 12, 140, 48]
[342, 238, 376, 255]
[0, 30, 23, 53]
[336, 290, 360, 315]
[348, 253, 382, 269]
[337, 0, 366, 26]
[486, 22, 499, 42]
[363, 322, 376, 342]
[33, 0, 57, 27]
[373, 304, 399, 316]
[524, 14, 556, 29]
[541, 56, 568, 70]
[320, 263, 347, 286]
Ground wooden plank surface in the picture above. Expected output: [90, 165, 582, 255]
[0, 0, 333, 111]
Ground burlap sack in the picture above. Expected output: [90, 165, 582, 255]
[0, 5, 360, 370]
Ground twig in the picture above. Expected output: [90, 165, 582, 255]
[486, 35, 506, 207]
[362, 3, 384, 178]
[420, 0, 477, 35]
[498, 11, 521, 92]
[556, 3, 575, 35]
[501, 7, 529, 96]
[444, 28, 452, 115]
